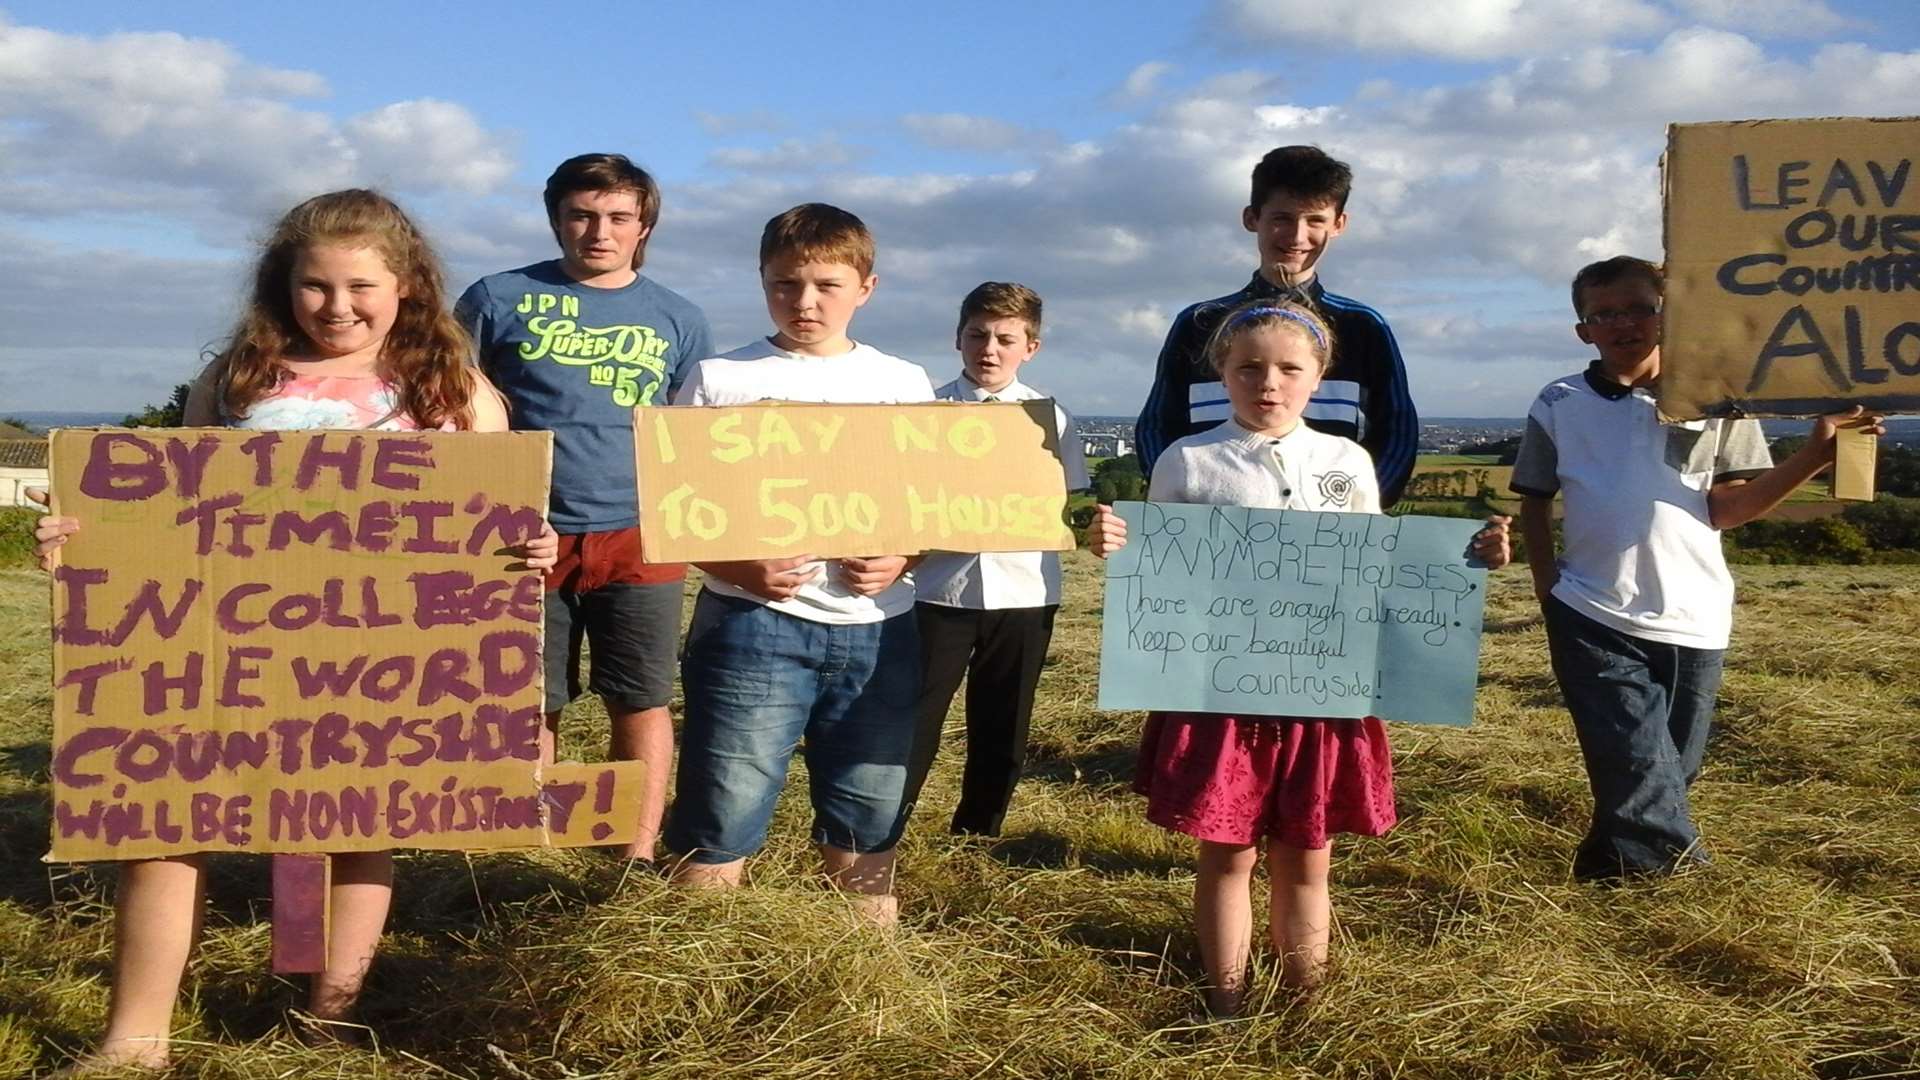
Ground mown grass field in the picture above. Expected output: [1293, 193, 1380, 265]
[0, 556, 1916, 1078]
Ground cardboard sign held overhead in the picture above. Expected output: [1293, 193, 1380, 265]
[634, 401, 1075, 562]
[1659, 117, 1920, 421]
[46, 428, 644, 862]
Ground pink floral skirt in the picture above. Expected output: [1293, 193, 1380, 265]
[1132, 711, 1397, 849]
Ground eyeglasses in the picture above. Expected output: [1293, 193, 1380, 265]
[1580, 304, 1660, 327]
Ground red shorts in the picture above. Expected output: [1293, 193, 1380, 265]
[545, 527, 685, 592]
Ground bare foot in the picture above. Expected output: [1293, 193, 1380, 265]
[846, 892, 899, 929]
[48, 1037, 169, 1076]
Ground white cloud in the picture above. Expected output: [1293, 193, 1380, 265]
[343, 100, 516, 195]
[901, 113, 1055, 154]
[708, 138, 870, 173]
[693, 109, 786, 136]
[1212, 0, 1671, 60]
[1113, 60, 1175, 104]
[0, 14, 516, 240]
[1673, 0, 1858, 36]
[7, 11, 1919, 420]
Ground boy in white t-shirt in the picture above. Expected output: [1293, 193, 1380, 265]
[665, 204, 934, 924]
[902, 282, 1091, 836]
[1511, 256, 1882, 881]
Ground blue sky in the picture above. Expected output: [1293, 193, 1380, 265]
[4, 0, 1919, 418]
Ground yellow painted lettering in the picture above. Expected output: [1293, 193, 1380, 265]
[710, 414, 753, 464]
[948, 415, 997, 458]
[756, 411, 804, 457]
[562, 294, 580, 318]
[807, 415, 846, 452]
[758, 478, 809, 547]
[892, 415, 938, 453]
[845, 492, 878, 534]
[905, 484, 950, 538]
[537, 294, 558, 314]
[652, 415, 677, 464]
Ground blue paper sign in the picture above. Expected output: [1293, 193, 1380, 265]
[1096, 502, 1490, 726]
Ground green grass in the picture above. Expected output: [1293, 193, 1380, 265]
[2, 561, 1917, 1077]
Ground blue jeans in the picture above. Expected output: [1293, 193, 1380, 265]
[1543, 596, 1724, 880]
[666, 590, 922, 864]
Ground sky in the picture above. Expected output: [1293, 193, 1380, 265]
[3, 0, 1919, 419]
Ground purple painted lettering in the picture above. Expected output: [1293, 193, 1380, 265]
[308, 713, 355, 768]
[176, 493, 245, 555]
[418, 648, 480, 706]
[52, 725, 131, 787]
[465, 503, 546, 554]
[356, 501, 398, 551]
[141, 653, 203, 716]
[51, 566, 110, 646]
[295, 433, 365, 491]
[57, 658, 134, 715]
[398, 501, 458, 554]
[215, 583, 271, 634]
[290, 655, 367, 698]
[271, 718, 313, 774]
[164, 434, 222, 499]
[268, 509, 352, 552]
[79, 433, 165, 501]
[240, 432, 282, 487]
[351, 716, 405, 767]
[217, 646, 272, 708]
[371, 437, 433, 490]
[55, 799, 105, 839]
[116, 729, 173, 782]
[480, 631, 540, 697]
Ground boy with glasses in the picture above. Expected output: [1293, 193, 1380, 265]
[1511, 255, 1882, 881]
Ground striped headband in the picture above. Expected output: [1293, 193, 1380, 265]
[1226, 305, 1327, 351]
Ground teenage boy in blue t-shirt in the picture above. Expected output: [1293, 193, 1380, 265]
[456, 153, 713, 864]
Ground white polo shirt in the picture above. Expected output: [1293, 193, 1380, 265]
[674, 338, 937, 624]
[1510, 363, 1772, 650]
[1148, 417, 1380, 513]
[913, 374, 1092, 610]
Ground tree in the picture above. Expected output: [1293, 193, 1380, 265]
[123, 382, 193, 428]
[1092, 454, 1146, 505]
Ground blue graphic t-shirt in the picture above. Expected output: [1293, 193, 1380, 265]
[456, 261, 713, 531]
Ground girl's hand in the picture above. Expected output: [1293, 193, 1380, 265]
[839, 555, 910, 596]
[516, 523, 560, 572]
[25, 488, 79, 571]
[1471, 514, 1512, 570]
[1087, 505, 1128, 558]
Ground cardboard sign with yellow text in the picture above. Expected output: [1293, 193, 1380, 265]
[635, 401, 1075, 562]
[46, 428, 643, 862]
[1660, 117, 1920, 420]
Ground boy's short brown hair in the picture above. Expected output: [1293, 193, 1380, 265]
[1251, 145, 1353, 215]
[543, 153, 662, 268]
[759, 203, 875, 277]
[1570, 256, 1663, 317]
[956, 281, 1042, 340]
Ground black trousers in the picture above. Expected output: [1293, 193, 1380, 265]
[901, 602, 1058, 836]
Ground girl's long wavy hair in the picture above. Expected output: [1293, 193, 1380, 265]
[216, 189, 477, 429]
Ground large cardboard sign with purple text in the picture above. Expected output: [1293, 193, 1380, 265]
[46, 429, 643, 862]
[1660, 117, 1920, 420]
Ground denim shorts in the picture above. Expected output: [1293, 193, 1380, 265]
[665, 590, 923, 864]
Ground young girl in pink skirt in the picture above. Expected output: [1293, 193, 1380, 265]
[1089, 298, 1508, 1016]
